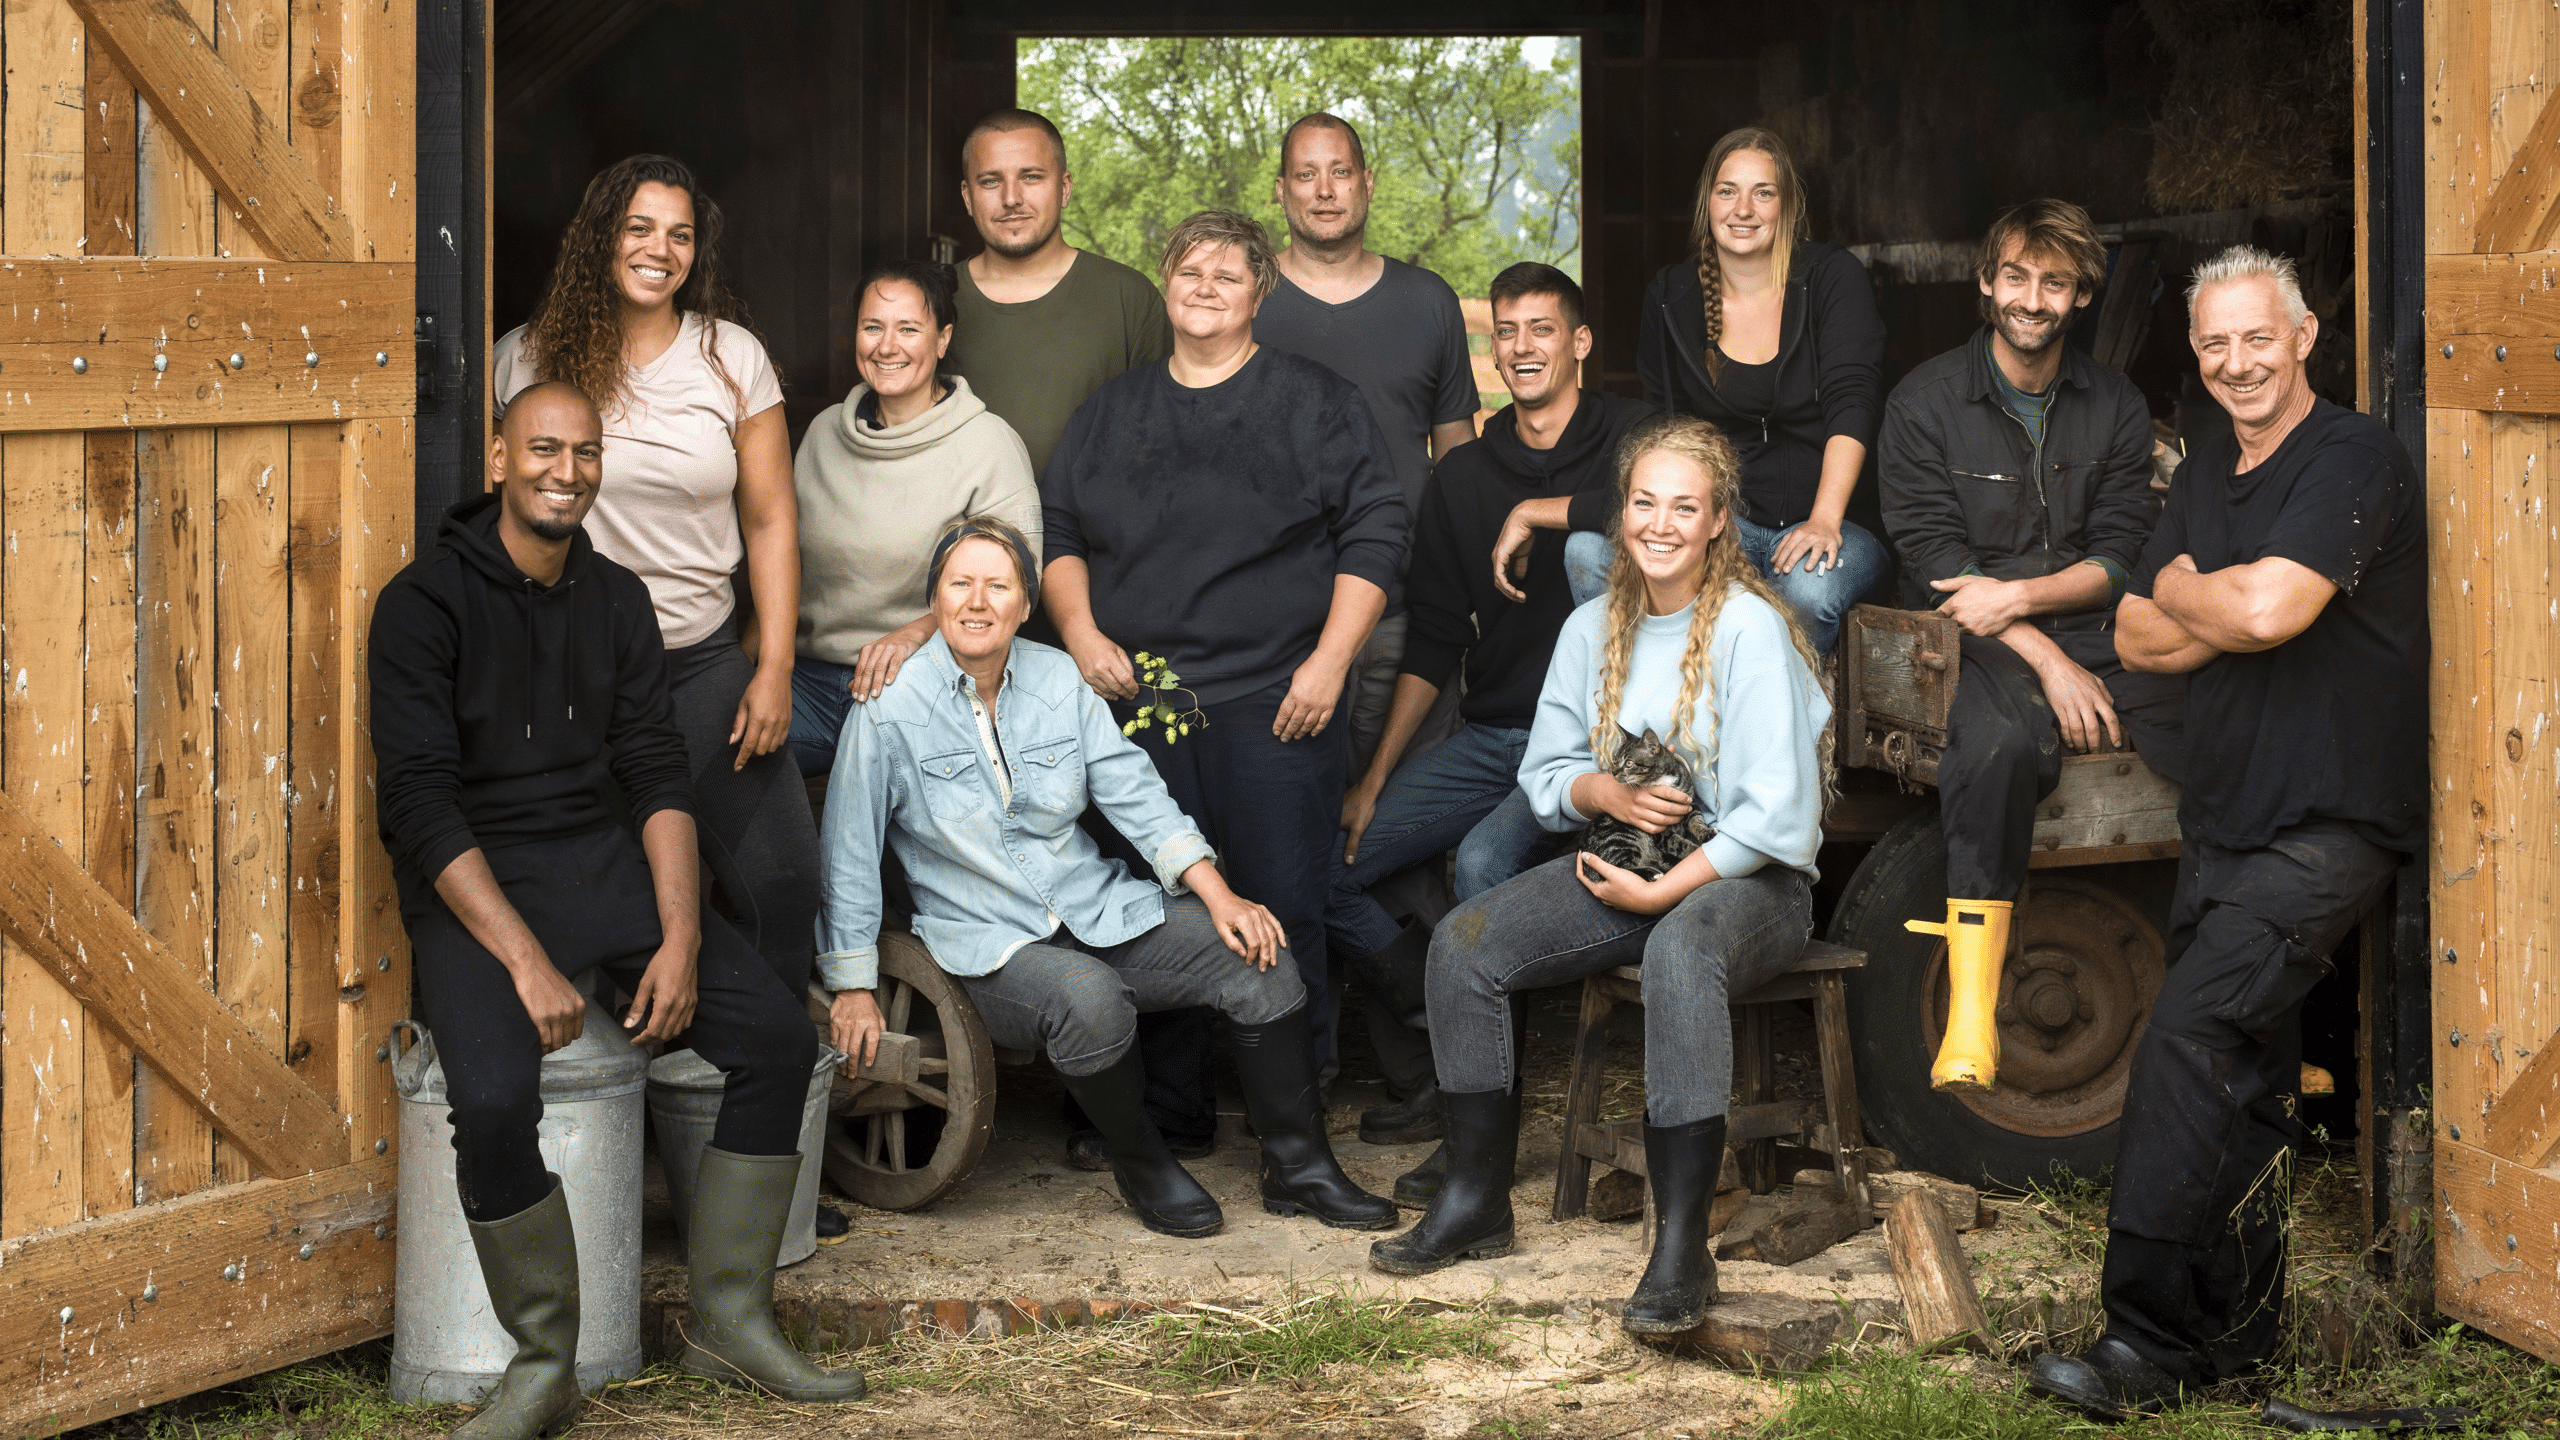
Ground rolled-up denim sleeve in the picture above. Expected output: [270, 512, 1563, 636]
[815, 706, 895, 993]
[1080, 685, 1216, 891]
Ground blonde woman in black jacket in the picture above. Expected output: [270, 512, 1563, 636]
[1556, 126, 1887, 654]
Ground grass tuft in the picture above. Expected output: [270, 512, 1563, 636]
[1150, 1291, 1506, 1383]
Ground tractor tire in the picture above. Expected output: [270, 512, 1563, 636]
[1829, 803, 2175, 1193]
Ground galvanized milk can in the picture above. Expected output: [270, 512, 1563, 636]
[645, 1043, 843, 1265]
[387, 977, 649, 1404]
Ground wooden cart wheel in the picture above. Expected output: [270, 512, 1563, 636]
[816, 930, 996, 1211]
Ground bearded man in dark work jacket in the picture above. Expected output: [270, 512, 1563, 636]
[1325, 263, 1652, 1205]
[370, 382, 867, 1436]
[1877, 199, 2189, 1096]
[2027, 248, 2424, 1419]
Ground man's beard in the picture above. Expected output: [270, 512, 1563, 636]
[1290, 210, 1367, 249]
[1994, 305, 2068, 356]
[982, 213, 1060, 260]
[525, 513, 582, 541]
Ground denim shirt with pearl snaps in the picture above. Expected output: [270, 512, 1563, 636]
[814, 631, 1217, 993]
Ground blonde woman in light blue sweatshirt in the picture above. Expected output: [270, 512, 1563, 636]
[1371, 415, 1833, 1335]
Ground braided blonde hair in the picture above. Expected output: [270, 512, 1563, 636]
[1690, 127, 1808, 386]
[1589, 415, 1835, 809]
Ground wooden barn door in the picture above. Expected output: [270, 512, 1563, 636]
[0, 0, 415, 1429]
[2420, 0, 2560, 1364]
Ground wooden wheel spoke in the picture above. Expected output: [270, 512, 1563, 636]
[887, 1110, 907, 1173]
[886, 978, 914, 1033]
[901, 1079, 951, 1111]
[917, 1056, 950, 1075]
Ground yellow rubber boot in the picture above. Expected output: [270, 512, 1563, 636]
[1905, 899, 2013, 1093]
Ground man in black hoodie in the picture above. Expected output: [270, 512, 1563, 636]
[369, 382, 867, 1435]
[1326, 264, 1651, 1199]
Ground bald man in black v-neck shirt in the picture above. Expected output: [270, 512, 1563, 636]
[2028, 250, 2424, 1421]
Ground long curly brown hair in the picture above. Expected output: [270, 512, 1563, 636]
[1590, 415, 1834, 808]
[520, 154, 762, 419]
[1690, 127, 1808, 386]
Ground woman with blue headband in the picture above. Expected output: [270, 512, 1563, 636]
[811, 515, 1394, 1238]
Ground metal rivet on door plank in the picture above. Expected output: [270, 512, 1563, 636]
[2443, 344, 2455, 358]
[141, 1285, 158, 1302]
[2496, 345, 2509, 362]
[222, 1264, 241, 1281]
[153, 353, 168, 372]
[375, 350, 389, 366]
[376, 1042, 391, 1061]
[305, 350, 321, 367]
[374, 1225, 389, 1241]
[2451, 1124, 2463, 1140]
[298, 1243, 315, 1261]
[71, 356, 88, 374]
[378, 954, 392, 971]
[375, 1137, 389, 1154]
[228, 353, 245, 370]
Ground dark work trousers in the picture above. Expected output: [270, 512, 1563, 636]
[2098, 822, 2399, 1380]
[665, 616, 822, 995]
[401, 825, 816, 1222]
[1085, 680, 1347, 1149]
[1937, 625, 2189, 900]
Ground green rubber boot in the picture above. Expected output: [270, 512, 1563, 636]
[678, 1148, 868, 1401]
[455, 1179, 585, 1440]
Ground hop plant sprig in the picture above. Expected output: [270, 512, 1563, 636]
[1121, 651, 1208, 746]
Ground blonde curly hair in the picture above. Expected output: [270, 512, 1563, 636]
[1589, 415, 1834, 809]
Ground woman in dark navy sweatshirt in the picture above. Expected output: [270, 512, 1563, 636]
[369, 383, 869, 1431]
[1042, 209, 1406, 1163]
[1560, 126, 1887, 654]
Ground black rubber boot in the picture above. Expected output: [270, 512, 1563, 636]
[1231, 1008, 1398, 1230]
[1392, 1141, 1448, 1208]
[1367, 1085, 1520, 1275]
[679, 1149, 868, 1401]
[1350, 924, 1441, 1144]
[1059, 1051, 1224, 1237]
[1066, 1127, 1213, 1171]
[2028, 1334, 2191, 1420]
[456, 1178, 584, 1440]
[1621, 1115, 1725, 1334]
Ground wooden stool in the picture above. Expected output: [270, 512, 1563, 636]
[1550, 939, 1872, 1224]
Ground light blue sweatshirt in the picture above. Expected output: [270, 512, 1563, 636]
[1520, 586, 1831, 880]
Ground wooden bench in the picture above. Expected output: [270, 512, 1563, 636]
[1551, 939, 1873, 1225]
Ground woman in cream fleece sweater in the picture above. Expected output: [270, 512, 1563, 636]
[789, 261, 1042, 775]
[1370, 415, 1832, 1335]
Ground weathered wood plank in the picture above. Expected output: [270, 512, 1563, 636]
[134, 427, 218, 1200]
[3, 434, 95, 1234]
[337, 0, 416, 262]
[334, 415, 412, 1159]
[2026, 753, 2183, 858]
[212, 425, 293, 1186]
[2430, 333, 2560, 412]
[0, 789, 344, 1177]
[2486, 416, 2560, 1120]
[0, 1154, 394, 1436]
[2435, 1141, 2560, 1365]
[2428, 408, 2499, 1135]
[2481, 1034, 2560, 1167]
[0, 258, 419, 336]
[2424, 0, 2494, 253]
[134, 0, 217, 258]
[284, 423, 341, 1091]
[68, 0, 356, 261]
[2473, 89, 2560, 252]
[2427, 251, 2560, 336]
[83, 431, 141, 1218]
[0, 349, 414, 432]
[5, 0, 89, 256]
[213, 0, 293, 260]
[85, 19, 141, 256]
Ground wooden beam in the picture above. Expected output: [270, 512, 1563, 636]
[2429, 334, 2560, 413]
[2428, 251, 2560, 338]
[2473, 90, 2560, 254]
[2435, 1141, 2560, 1367]
[2481, 1029, 2560, 1168]
[0, 790, 344, 1177]
[66, 0, 355, 261]
[0, 1154, 393, 1436]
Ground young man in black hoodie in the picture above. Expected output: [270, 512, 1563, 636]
[1326, 264, 1651, 1201]
[369, 382, 866, 1437]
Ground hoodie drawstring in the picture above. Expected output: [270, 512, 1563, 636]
[522, 577, 580, 741]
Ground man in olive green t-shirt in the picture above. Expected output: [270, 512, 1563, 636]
[946, 108, 1175, 480]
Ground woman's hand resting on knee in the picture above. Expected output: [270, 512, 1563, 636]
[1181, 860, 1288, 971]
[831, 988, 885, 1069]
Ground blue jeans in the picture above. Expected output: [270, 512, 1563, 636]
[1427, 856, 1813, 1125]
[1563, 516, 1888, 654]
[1324, 725, 1553, 961]
[788, 655, 858, 778]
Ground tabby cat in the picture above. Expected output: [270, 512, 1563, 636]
[1578, 727, 1713, 880]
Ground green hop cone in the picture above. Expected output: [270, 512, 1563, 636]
[1121, 721, 1138, 736]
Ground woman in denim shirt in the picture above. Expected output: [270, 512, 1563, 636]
[815, 516, 1393, 1238]
[1371, 418, 1832, 1333]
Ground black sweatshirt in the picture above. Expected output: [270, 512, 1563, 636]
[1635, 242, 1885, 531]
[369, 492, 694, 886]
[1405, 390, 1655, 729]
[1042, 348, 1406, 706]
